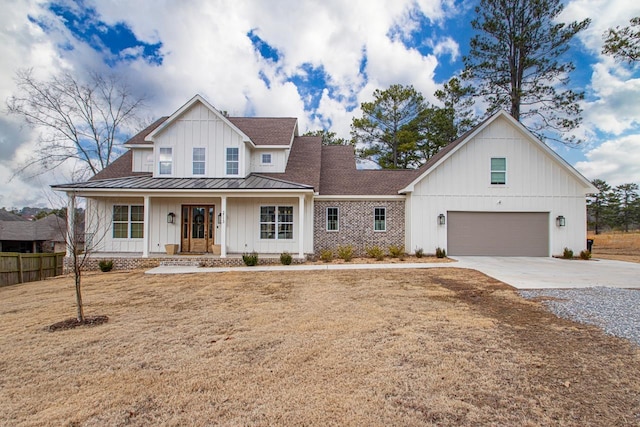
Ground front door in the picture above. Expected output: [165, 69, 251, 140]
[181, 205, 215, 252]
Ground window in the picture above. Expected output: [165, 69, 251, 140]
[112, 205, 144, 239]
[159, 147, 172, 175]
[193, 147, 205, 175]
[261, 153, 272, 164]
[260, 206, 293, 239]
[226, 147, 239, 175]
[326, 207, 339, 231]
[374, 207, 386, 232]
[491, 157, 506, 185]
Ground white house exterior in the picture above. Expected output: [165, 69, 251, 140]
[52, 95, 596, 260]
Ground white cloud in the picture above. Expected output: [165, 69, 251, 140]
[575, 134, 640, 185]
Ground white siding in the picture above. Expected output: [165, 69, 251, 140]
[407, 116, 590, 256]
[250, 149, 288, 173]
[152, 103, 248, 178]
[132, 148, 153, 172]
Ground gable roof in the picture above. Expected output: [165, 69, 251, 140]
[123, 116, 168, 147]
[400, 110, 598, 193]
[144, 94, 252, 144]
[258, 136, 322, 190]
[0, 209, 27, 221]
[228, 117, 297, 146]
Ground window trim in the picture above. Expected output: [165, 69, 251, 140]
[112, 205, 144, 239]
[226, 147, 239, 176]
[158, 147, 172, 175]
[192, 147, 206, 175]
[491, 157, 507, 185]
[260, 205, 294, 240]
[326, 207, 339, 232]
[261, 153, 272, 165]
[374, 207, 386, 232]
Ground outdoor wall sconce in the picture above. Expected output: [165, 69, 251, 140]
[217, 213, 222, 225]
[167, 212, 176, 224]
[438, 213, 446, 225]
[556, 215, 566, 227]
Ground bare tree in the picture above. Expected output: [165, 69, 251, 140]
[7, 69, 146, 181]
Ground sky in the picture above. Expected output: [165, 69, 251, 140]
[0, 0, 639, 208]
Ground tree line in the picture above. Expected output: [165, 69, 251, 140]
[588, 180, 640, 234]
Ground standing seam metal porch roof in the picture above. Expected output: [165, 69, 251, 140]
[52, 174, 314, 191]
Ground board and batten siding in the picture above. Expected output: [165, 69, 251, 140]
[132, 148, 153, 173]
[152, 102, 249, 178]
[250, 149, 288, 173]
[406, 115, 590, 256]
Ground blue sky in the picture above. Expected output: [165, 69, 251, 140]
[0, 0, 639, 208]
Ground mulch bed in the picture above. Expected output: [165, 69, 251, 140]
[46, 315, 109, 332]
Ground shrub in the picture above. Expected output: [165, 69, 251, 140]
[337, 245, 354, 262]
[388, 245, 405, 259]
[562, 247, 574, 259]
[280, 251, 293, 265]
[320, 249, 333, 263]
[435, 247, 446, 258]
[366, 246, 385, 261]
[98, 260, 113, 272]
[415, 248, 424, 258]
[579, 250, 591, 260]
[242, 251, 259, 266]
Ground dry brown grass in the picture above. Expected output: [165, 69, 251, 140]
[1, 268, 639, 426]
[588, 231, 640, 263]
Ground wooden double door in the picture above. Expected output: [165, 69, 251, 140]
[181, 205, 215, 253]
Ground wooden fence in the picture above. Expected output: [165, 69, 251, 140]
[0, 252, 65, 287]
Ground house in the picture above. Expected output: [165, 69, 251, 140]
[0, 214, 68, 253]
[52, 94, 596, 261]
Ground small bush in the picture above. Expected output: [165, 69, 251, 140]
[320, 249, 333, 263]
[337, 245, 354, 262]
[435, 247, 446, 258]
[280, 251, 293, 265]
[388, 245, 405, 259]
[98, 260, 113, 272]
[579, 250, 591, 260]
[242, 251, 259, 266]
[562, 247, 574, 259]
[415, 248, 424, 258]
[366, 246, 385, 261]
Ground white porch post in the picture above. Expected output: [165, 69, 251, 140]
[143, 195, 150, 258]
[220, 196, 227, 258]
[298, 194, 305, 259]
[66, 192, 76, 257]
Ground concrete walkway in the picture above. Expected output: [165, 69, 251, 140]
[145, 257, 640, 290]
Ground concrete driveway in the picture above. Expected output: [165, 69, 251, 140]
[452, 256, 640, 289]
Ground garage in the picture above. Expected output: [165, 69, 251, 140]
[447, 212, 549, 256]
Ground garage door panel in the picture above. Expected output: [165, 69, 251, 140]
[448, 212, 549, 256]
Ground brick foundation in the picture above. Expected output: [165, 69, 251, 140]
[313, 200, 405, 256]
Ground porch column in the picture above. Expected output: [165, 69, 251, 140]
[66, 192, 76, 257]
[298, 195, 305, 259]
[142, 195, 150, 258]
[220, 196, 227, 258]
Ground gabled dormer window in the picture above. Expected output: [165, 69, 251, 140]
[159, 147, 172, 175]
[261, 153, 272, 165]
[193, 147, 205, 175]
[226, 147, 239, 175]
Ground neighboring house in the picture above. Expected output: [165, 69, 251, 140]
[52, 94, 596, 259]
[0, 214, 68, 253]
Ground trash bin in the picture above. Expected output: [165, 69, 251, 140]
[586, 239, 594, 252]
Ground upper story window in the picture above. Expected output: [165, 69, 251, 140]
[491, 157, 506, 185]
[326, 207, 339, 231]
[261, 153, 272, 165]
[159, 147, 172, 175]
[374, 207, 386, 232]
[226, 147, 239, 175]
[193, 147, 205, 175]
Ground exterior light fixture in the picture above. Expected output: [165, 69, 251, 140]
[556, 215, 566, 227]
[167, 212, 176, 224]
[438, 213, 446, 225]
[217, 213, 222, 225]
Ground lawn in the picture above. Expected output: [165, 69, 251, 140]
[589, 231, 640, 263]
[1, 268, 639, 426]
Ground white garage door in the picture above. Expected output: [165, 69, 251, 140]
[447, 212, 549, 256]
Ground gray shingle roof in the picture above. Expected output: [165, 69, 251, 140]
[228, 117, 297, 146]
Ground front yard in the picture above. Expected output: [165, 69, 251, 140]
[1, 268, 639, 426]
